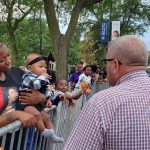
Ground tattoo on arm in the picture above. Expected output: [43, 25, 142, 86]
[6, 113, 13, 122]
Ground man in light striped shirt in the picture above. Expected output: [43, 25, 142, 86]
[64, 35, 150, 150]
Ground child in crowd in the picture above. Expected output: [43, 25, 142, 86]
[17, 53, 64, 143]
[52, 79, 85, 107]
[75, 65, 92, 95]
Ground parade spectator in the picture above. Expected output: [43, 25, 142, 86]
[70, 62, 83, 90]
[94, 66, 103, 83]
[90, 72, 95, 86]
[0, 43, 42, 149]
[0, 43, 37, 127]
[101, 67, 107, 81]
[53, 79, 86, 108]
[64, 35, 150, 150]
[75, 65, 92, 95]
[17, 53, 64, 143]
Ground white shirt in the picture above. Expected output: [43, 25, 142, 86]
[75, 73, 91, 89]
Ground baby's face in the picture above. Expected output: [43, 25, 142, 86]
[29, 60, 47, 76]
[57, 80, 67, 93]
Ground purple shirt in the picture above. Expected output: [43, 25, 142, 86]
[70, 72, 82, 84]
[64, 71, 150, 150]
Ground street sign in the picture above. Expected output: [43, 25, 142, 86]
[100, 20, 109, 43]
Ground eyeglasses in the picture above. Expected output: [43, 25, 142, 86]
[102, 58, 122, 64]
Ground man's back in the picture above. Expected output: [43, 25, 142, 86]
[64, 71, 150, 150]
[64, 35, 150, 150]
[103, 71, 150, 149]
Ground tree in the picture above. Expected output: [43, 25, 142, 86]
[15, 18, 53, 65]
[0, 1, 53, 66]
[43, 0, 103, 80]
[81, 0, 150, 67]
[0, 0, 35, 65]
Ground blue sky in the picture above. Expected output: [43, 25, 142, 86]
[139, 28, 150, 51]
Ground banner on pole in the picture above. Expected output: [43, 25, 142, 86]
[100, 20, 109, 43]
[111, 21, 120, 40]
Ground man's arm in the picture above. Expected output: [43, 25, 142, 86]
[0, 111, 37, 127]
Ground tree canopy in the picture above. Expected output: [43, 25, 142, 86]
[0, 0, 149, 79]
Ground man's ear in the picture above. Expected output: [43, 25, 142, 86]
[112, 59, 120, 74]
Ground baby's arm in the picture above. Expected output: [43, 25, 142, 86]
[32, 76, 50, 89]
[46, 99, 52, 108]
[22, 73, 50, 90]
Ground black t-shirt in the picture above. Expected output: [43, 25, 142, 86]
[0, 67, 25, 114]
[0, 66, 25, 89]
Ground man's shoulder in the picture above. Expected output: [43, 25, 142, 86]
[90, 85, 125, 108]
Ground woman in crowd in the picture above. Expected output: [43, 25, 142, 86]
[0, 42, 46, 149]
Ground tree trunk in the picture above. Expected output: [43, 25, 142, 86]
[55, 34, 68, 80]
[43, 0, 103, 79]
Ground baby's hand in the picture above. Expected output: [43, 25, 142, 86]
[46, 99, 52, 108]
[41, 73, 52, 80]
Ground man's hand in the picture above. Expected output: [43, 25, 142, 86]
[13, 111, 37, 127]
[19, 89, 46, 105]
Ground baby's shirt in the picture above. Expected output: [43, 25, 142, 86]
[20, 72, 52, 100]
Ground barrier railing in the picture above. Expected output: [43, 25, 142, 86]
[0, 82, 109, 150]
[0, 106, 56, 150]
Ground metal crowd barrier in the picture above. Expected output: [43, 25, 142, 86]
[0, 82, 109, 150]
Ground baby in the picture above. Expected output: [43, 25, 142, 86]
[17, 53, 64, 143]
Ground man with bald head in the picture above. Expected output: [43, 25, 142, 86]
[64, 35, 150, 150]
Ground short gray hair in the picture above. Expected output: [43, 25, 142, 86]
[107, 35, 148, 66]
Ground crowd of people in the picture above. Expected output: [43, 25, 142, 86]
[0, 42, 105, 147]
[68, 62, 107, 92]
[0, 34, 150, 150]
